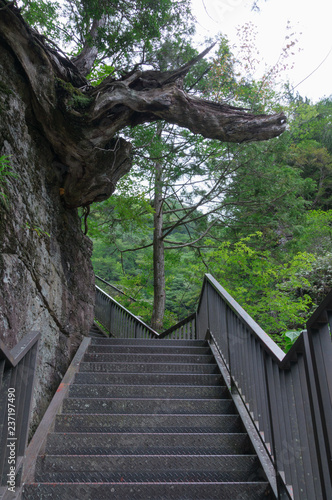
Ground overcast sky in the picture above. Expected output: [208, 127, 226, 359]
[191, 0, 332, 102]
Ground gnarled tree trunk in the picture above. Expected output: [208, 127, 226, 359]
[0, 1, 286, 212]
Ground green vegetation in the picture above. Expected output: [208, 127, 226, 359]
[17, 0, 332, 348]
[87, 35, 332, 347]
[0, 155, 16, 205]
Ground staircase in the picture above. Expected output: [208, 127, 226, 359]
[23, 337, 274, 499]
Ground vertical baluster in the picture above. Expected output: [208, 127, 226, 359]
[306, 324, 332, 499]
[237, 321, 248, 402]
[293, 355, 319, 500]
[256, 344, 270, 446]
[279, 368, 300, 497]
[14, 353, 29, 459]
[0, 369, 12, 486]
[249, 335, 259, 424]
[269, 360, 288, 491]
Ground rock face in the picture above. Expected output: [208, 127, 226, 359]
[0, 40, 95, 431]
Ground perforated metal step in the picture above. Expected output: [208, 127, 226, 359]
[22, 337, 275, 499]
[24, 481, 274, 500]
[45, 432, 252, 456]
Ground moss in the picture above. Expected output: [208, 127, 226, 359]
[55, 78, 93, 111]
[68, 94, 93, 110]
[55, 78, 79, 96]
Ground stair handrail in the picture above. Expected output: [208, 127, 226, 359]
[95, 275, 137, 302]
[0, 331, 40, 498]
[197, 273, 332, 500]
[95, 285, 196, 340]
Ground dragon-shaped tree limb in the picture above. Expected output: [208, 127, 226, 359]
[0, 1, 286, 208]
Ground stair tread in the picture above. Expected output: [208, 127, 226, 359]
[74, 372, 223, 386]
[23, 481, 273, 500]
[45, 431, 252, 455]
[62, 398, 235, 415]
[22, 335, 273, 499]
[79, 362, 219, 374]
[90, 338, 208, 346]
[84, 353, 215, 361]
[88, 346, 211, 354]
[69, 387, 229, 402]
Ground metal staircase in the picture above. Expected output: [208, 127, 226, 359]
[1, 273, 331, 499]
[23, 336, 273, 499]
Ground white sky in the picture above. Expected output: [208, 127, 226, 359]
[191, 0, 332, 102]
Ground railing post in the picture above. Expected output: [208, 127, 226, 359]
[303, 324, 332, 499]
[263, 352, 285, 500]
[0, 332, 40, 497]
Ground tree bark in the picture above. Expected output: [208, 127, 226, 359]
[0, 2, 287, 210]
[71, 17, 106, 77]
[151, 160, 166, 331]
[151, 123, 166, 330]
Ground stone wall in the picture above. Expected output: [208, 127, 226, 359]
[0, 40, 95, 431]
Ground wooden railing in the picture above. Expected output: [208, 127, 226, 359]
[95, 285, 196, 339]
[196, 274, 332, 500]
[0, 331, 40, 499]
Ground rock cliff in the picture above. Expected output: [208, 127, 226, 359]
[0, 40, 95, 431]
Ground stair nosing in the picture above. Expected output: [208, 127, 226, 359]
[70, 383, 227, 388]
[58, 412, 240, 417]
[65, 397, 230, 402]
[37, 453, 258, 458]
[48, 431, 247, 436]
[80, 362, 218, 367]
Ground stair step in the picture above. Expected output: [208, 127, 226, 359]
[35, 455, 261, 482]
[74, 372, 222, 386]
[45, 432, 252, 456]
[55, 413, 243, 433]
[79, 361, 219, 374]
[90, 338, 208, 347]
[23, 481, 274, 500]
[89, 324, 108, 338]
[62, 398, 235, 415]
[88, 345, 211, 355]
[22, 333, 274, 500]
[69, 384, 229, 400]
[84, 352, 216, 364]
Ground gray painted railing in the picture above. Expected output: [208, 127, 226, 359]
[95, 274, 332, 498]
[196, 274, 332, 500]
[0, 331, 40, 499]
[95, 285, 196, 339]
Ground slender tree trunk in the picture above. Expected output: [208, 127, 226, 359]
[151, 128, 166, 330]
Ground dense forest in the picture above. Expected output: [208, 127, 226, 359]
[89, 37, 332, 348]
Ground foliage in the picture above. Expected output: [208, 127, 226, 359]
[192, 232, 315, 345]
[18, 0, 194, 76]
[24, 222, 50, 238]
[282, 330, 303, 352]
[14, 0, 332, 348]
[87, 33, 332, 344]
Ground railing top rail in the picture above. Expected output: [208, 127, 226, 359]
[205, 270, 331, 368]
[96, 285, 160, 337]
[306, 287, 332, 330]
[159, 312, 196, 339]
[0, 330, 40, 369]
[95, 275, 136, 302]
[203, 273, 285, 363]
[96, 285, 196, 339]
